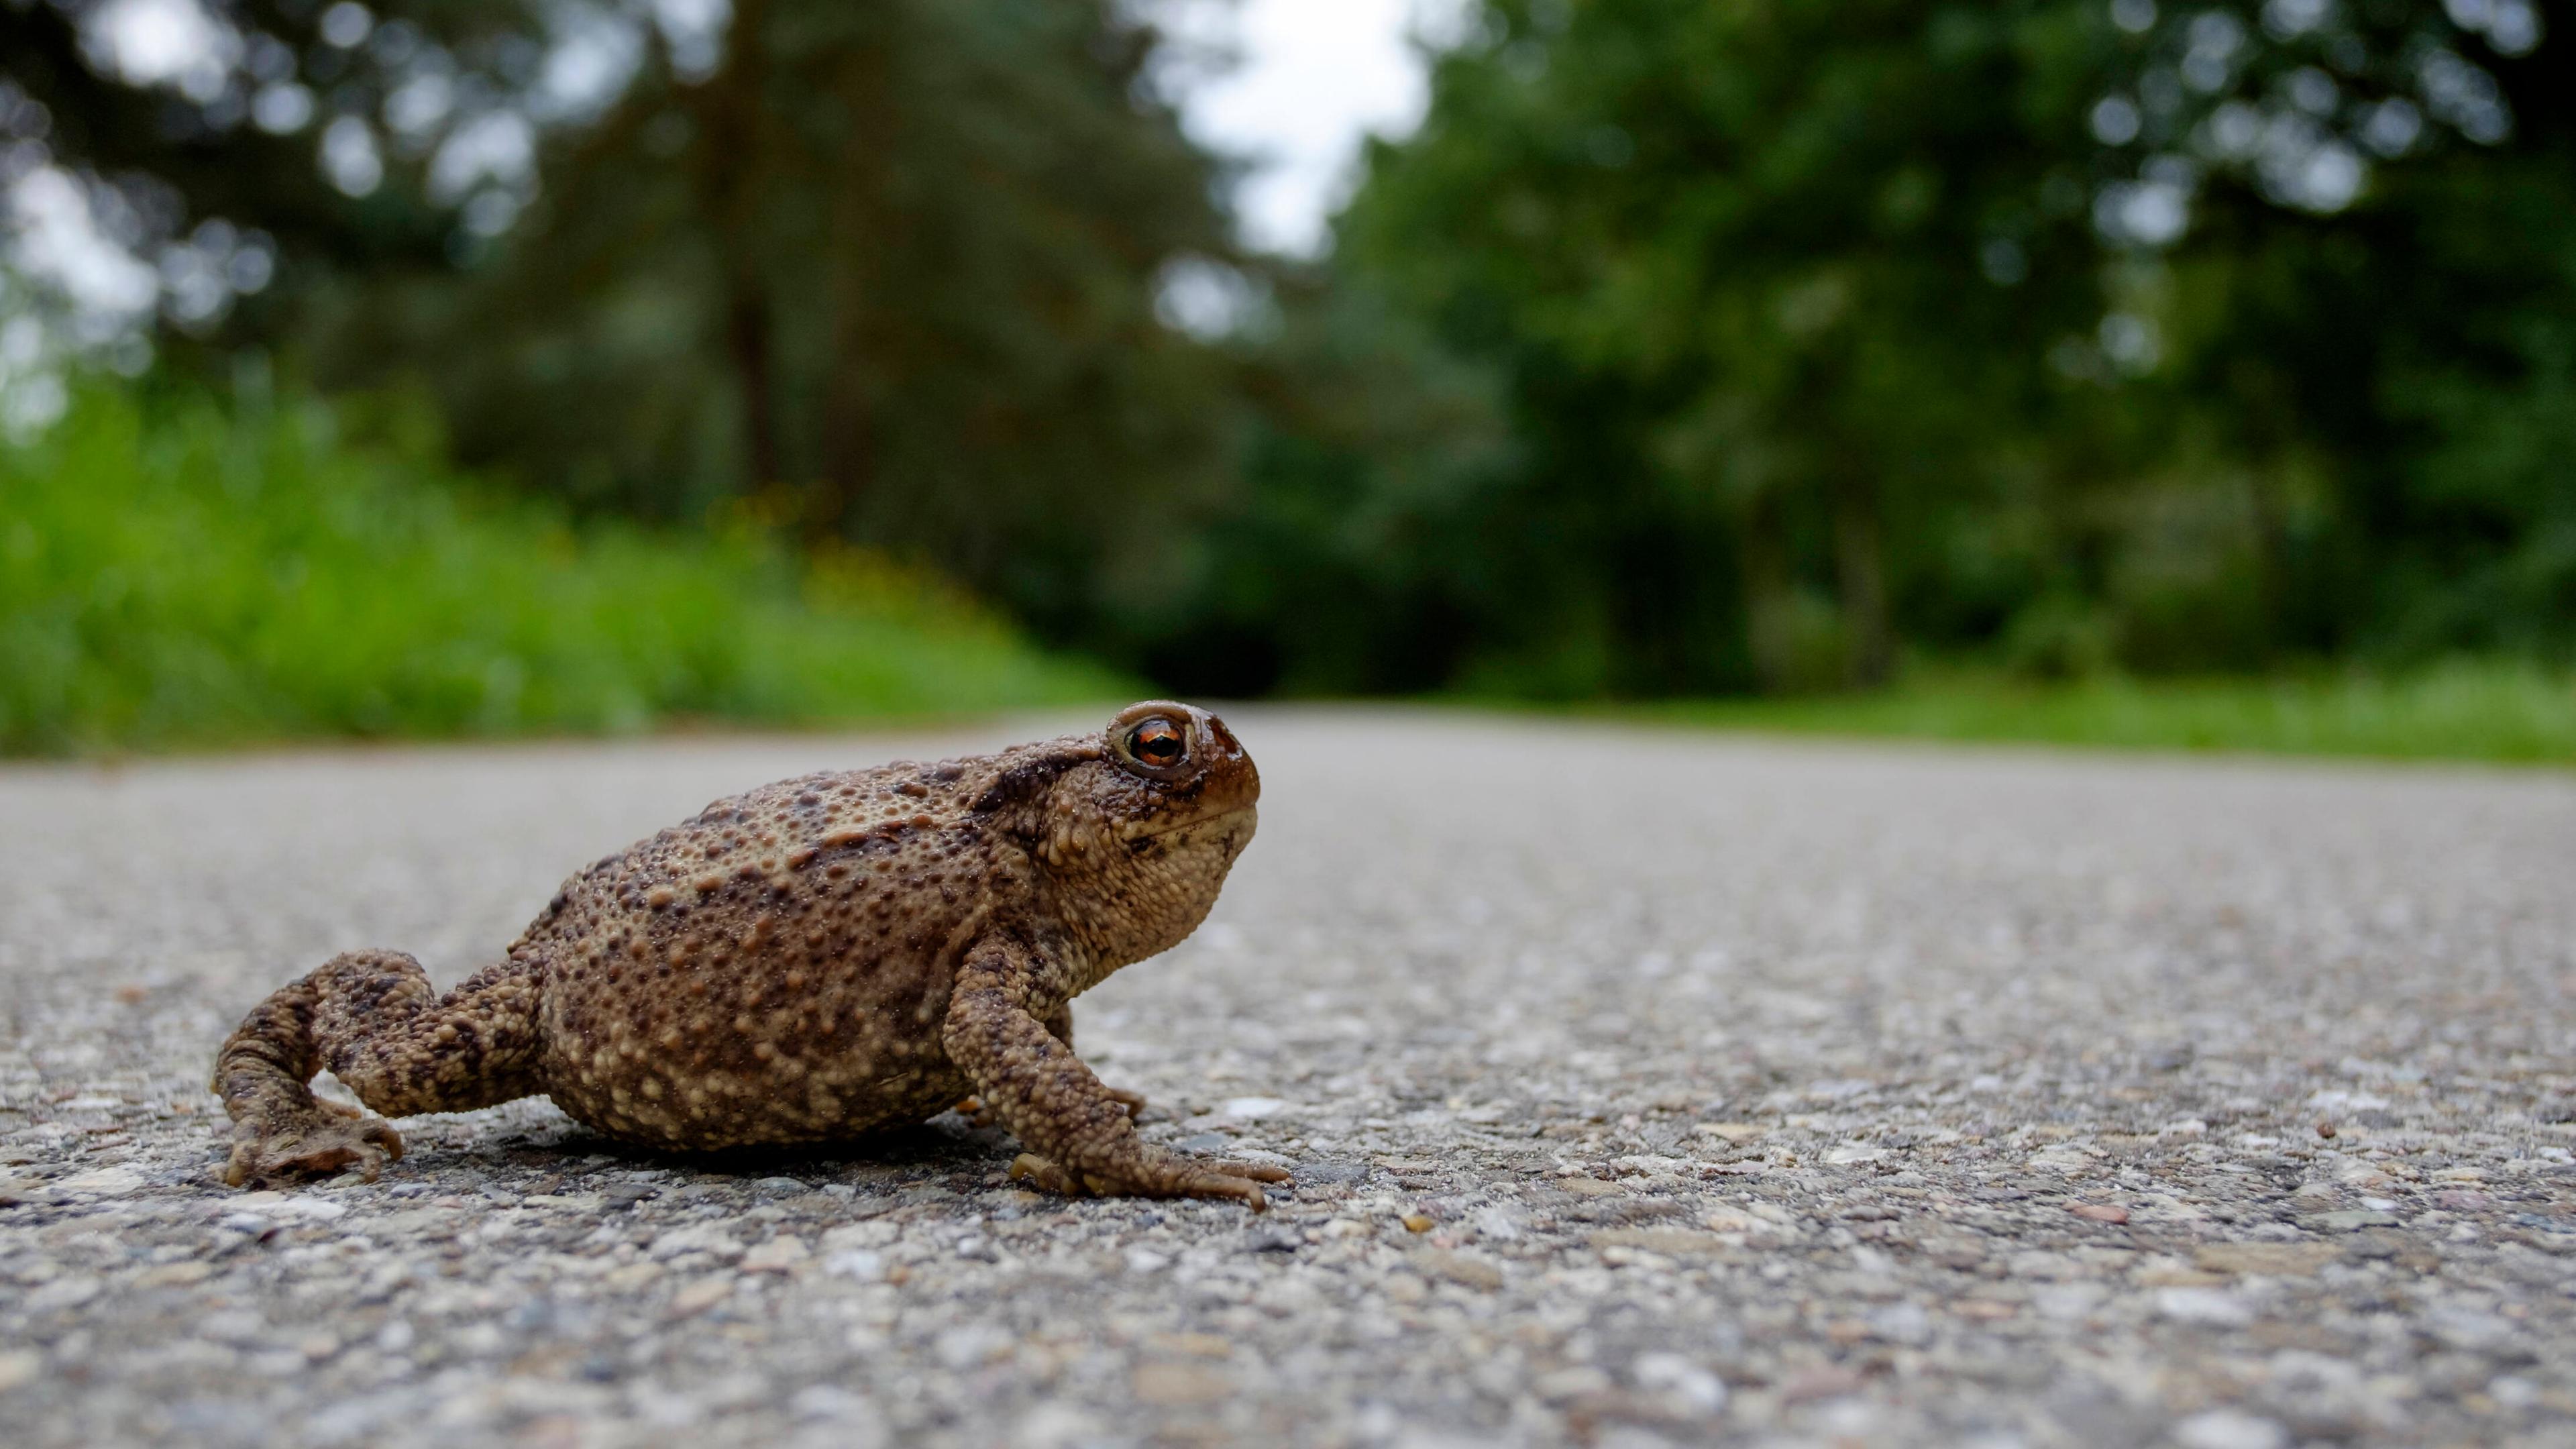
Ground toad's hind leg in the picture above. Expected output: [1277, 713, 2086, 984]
[211, 950, 543, 1187]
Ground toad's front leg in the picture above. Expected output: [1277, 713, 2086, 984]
[941, 934, 1289, 1211]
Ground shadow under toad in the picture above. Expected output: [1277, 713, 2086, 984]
[347, 1087, 1016, 1197]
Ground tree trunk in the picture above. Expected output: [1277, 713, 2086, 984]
[810, 39, 896, 547]
[812, 339, 877, 545]
[1739, 490, 1798, 692]
[692, 0, 780, 495]
[724, 283, 782, 491]
[1832, 472, 1894, 688]
[2246, 458, 2294, 661]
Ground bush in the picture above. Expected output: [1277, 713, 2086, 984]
[0, 381, 1120, 755]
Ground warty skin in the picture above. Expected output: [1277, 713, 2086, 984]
[210, 701, 1290, 1208]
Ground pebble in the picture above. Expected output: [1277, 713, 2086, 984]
[739, 1235, 808, 1273]
[1131, 1362, 1232, 1407]
[51, 1166, 144, 1197]
[667, 1274, 737, 1316]
[1631, 1352, 1727, 1413]
[0, 1351, 38, 1392]
[2308, 1209, 2403, 1231]
[2156, 1287, 2256, 1327]
[822, 1249, 883, 1282]
[1413, 1248, 1505, 1290]
[2174, 1409, 2291, 1449]
[2195, 1243, 2339, 1277]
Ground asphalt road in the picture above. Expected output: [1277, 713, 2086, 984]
[3, 710, 2573, 1449]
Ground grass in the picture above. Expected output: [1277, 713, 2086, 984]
[0, 382, 1122, 756]
[1611, 663, 2576, 765]
[10, 381, 2565, 767]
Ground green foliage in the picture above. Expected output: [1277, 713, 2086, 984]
[9, 0, 2573, 718]
[297, 0, 1236, 639]
[1611, 662, 2576, 765]
[1136, 272, 1527, 696]
[1251, 0, 2127, 696]
[0, 382, 1118, 755]
[1184, 1, 2576, 698]
[2, 0, 1238, 647]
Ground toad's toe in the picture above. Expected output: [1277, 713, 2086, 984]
[1173, 1168, 1277, 1212]
[223, 1109, 404, 1188]
[1008, 1152, 1082, 1195]
[1200, 1159, 1292, 1184]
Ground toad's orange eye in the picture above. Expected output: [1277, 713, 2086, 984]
[1127, 717, 1187, 767]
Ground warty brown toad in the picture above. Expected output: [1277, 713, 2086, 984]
[210, 702, 1288, 1208]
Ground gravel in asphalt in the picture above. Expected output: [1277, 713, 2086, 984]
[3, 710, 2573, 1448]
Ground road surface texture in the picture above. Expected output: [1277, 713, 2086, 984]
[3, 710, 2573, 1449]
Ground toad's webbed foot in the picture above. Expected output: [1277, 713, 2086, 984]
[1010, 1150, 1291, 1211]
[223, 1101, 405, 1187]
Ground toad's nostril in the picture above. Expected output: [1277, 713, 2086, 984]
[1208, 718, 1242, 758]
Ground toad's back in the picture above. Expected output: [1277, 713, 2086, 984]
[523, 757, 1049, 1148]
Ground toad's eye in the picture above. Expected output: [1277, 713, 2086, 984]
[1127, 716, 1187, 768]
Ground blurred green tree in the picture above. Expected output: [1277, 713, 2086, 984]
[2088, 0, 2576, 662]
[1228, 0, 2130, 694]
[9, 0, 2571, 699]
[3, 0, 1240, 641]
[1196, 0, 2575, 695]
[362, 0, 1242, 631]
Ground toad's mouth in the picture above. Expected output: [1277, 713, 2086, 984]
[1124, 802, 1257, 841]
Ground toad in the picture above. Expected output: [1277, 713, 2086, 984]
[210, 702, 1288, 1208]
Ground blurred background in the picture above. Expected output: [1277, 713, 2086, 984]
[2, 0, 2571, 759]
